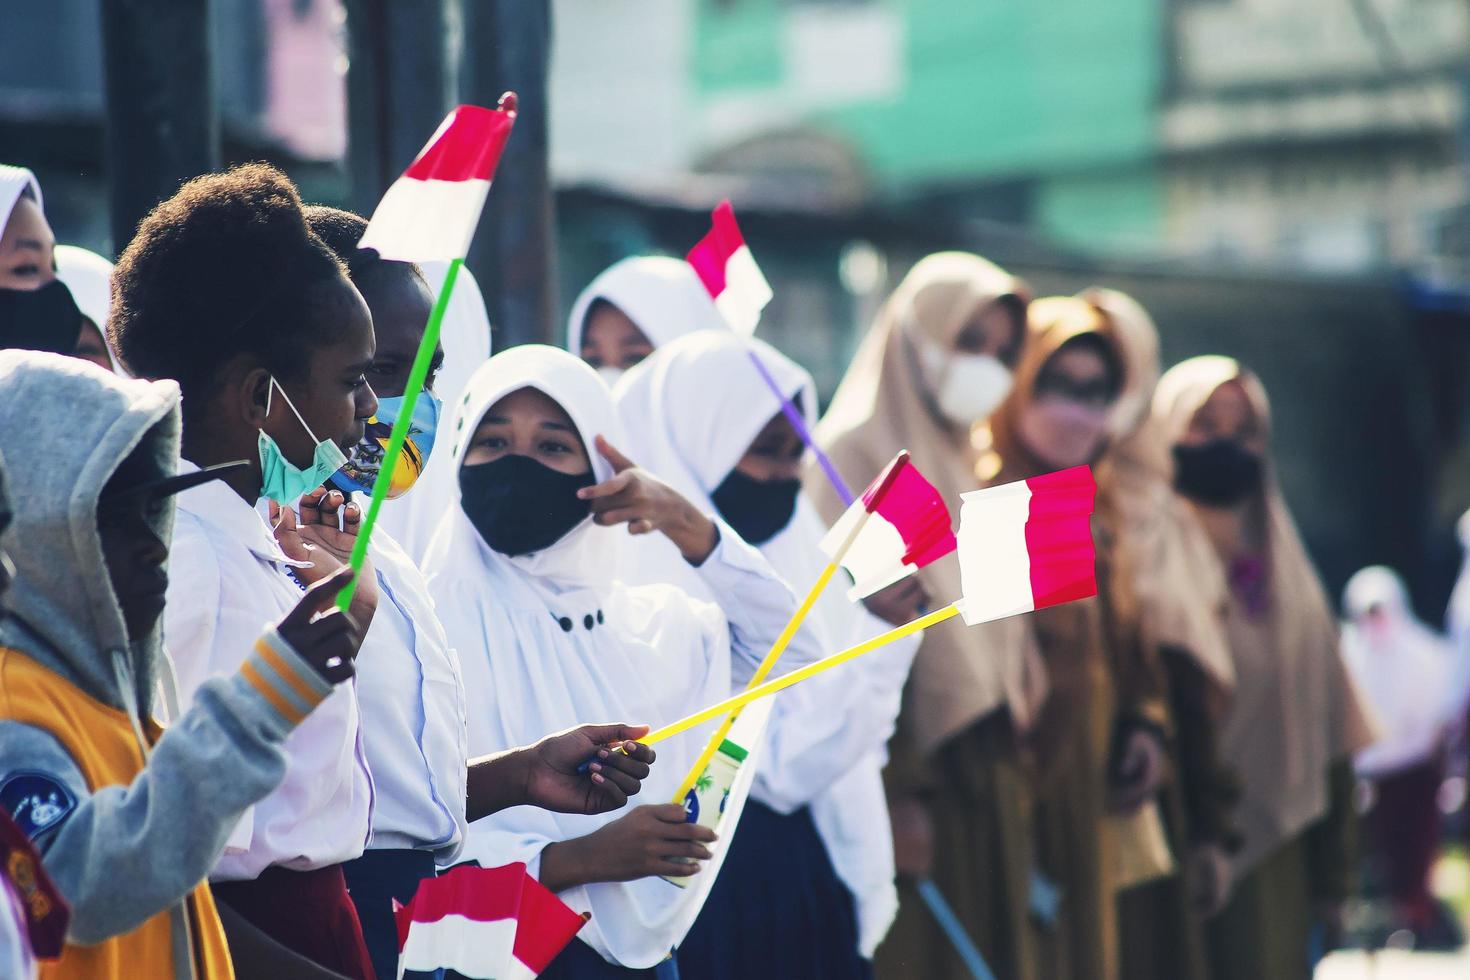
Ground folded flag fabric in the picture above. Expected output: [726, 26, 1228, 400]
[820, 451, 957, 599]
[395, 862, 585, 979]
[686, 200, 773, 335]
[359, 101, 516, 263]
[955, 465, 1097, 626]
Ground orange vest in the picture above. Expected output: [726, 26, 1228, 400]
[0, 646, 234, 980]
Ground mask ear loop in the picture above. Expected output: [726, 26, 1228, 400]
[266, 375, 327, 445]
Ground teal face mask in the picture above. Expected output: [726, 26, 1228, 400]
[256, 376, 349, 505]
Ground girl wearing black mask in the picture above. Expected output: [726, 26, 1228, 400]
[615, 332, 924, 979]
[0, 165, 85, 358]
[1154, 356, 1376, 980]
[424, 344, 822, 979]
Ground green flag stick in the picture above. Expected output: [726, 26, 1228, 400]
[335, 256, 464, 611]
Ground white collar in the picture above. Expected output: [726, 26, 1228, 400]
[173, 460, 310, 568]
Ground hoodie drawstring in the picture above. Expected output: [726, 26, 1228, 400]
[111, 650, 200, 980]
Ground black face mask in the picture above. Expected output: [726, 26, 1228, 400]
[709, 469, 801, 545]
[1173, 440, 1263, 507]
[0, 280, 82, 355]
[459, 454, 596, 557]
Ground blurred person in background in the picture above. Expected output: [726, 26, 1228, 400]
[1087, 289, 1240, 980]
[970, 295, 1167, 980]
[0, 165, 84, 359]
[566, 255, 728, 387]
[1155, 356, 1377, 980]
[1342, 565, 1456, 946]
[807, 252, 1041, 980]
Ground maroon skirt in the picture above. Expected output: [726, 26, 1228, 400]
[212, 864, 376, 980]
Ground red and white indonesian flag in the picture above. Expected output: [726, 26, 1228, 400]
[686, 200, 773, 335]
[359, 101, 516, 263]
[394, 863, 584, 979]
[955, 465, 1098, 626]
[820, 451, 957, 599]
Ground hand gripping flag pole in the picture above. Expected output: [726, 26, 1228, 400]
[334, 94, 517, 612]
[644, 465, 1099, 748]
[686, 200, 857, 507]
[669, 452, 956, 803]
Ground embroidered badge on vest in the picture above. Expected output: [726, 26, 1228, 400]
[0, 772, 77, 839]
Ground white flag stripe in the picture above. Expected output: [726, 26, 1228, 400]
[714, 245, 773, 335]
[359, 176, 491, 262]
[956, 483, 1037, 626]
[819, 498, 912, 599]
[397, 913, 517, 978]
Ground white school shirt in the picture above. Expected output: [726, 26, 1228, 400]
[358, 529, 468, 862]
[165, 469, 373, 880]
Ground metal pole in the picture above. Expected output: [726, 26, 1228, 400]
[343, 0, 456, 218]
[459, 0, 556, 349]
[99, 0, 219, 251]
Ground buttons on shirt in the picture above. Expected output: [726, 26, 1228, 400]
[551, 610, 606, 633]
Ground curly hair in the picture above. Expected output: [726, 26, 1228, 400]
[111, 163, 352, 411]
[302, 204, 425, 294]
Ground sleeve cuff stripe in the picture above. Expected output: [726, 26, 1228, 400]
[240, 660, 307, 726]
[254, 636, 329, 707]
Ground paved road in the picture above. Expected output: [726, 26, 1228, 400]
[1317, 949, 1470, 978]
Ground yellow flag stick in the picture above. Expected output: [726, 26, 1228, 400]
[667, 454, 916, 802]
[648, 603, 960, 749]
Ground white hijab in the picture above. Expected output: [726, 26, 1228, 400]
[615, 332, 913, 956]
[0, 165, 41, 233]
[1341, 566, 1453, 776]
[422, 345, 756, 968]
[53, 244, 125, 375]
[374, 260, 493, 562]
[565, 255, 729, 357]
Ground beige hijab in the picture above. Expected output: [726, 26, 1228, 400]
[1154, 356, 1377, 875]
[808, 252, 1042, 757]
[1087, 289, 1235, 695]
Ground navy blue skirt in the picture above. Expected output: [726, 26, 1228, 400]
[542, 939, 681, 980]
[677, 801, 872, 980]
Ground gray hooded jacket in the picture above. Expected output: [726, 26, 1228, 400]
[0, 350, 333, 980]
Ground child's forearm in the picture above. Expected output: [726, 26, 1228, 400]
[465, 749, 533, 821]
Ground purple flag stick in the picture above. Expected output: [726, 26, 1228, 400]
[744, 348, 855, 507]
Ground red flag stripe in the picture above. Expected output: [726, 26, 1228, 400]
[402, 105, 515, 183]
[1023, 466, 1098, 608]
[686, 200, 744, 298]
[512, 874, 589, 972]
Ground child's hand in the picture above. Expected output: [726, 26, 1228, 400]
[269, 496, 378, 630]
[582, 803, 717, 882]
[275, 566, 364, 684]
[524, 724, 657, 815]
[579, 436, 718, 565]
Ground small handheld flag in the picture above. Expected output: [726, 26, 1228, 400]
[359, 101, 516, 263]
[395, 863, 584, 979]
[955, 465, 1098, 625]
[643, 466, 1097, 748]
[686, 201, 857, 507]
[820, 451, 957, 599]
[337, 94, 517, 612]
[669, 452, 953, 805]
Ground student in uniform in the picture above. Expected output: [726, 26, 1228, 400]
[305, 205, 657, 980]
[0, 166, 85, 359]
[0, 349, 369, 980]
[614, 332, 926, 979]
[1155, 356, 1377, 980]
[566, 256, 728, 387]
[108, 162, 385, 979]
[424, 344, 820, 978]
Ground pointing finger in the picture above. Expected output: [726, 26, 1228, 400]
[594, 435, 638, 474]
